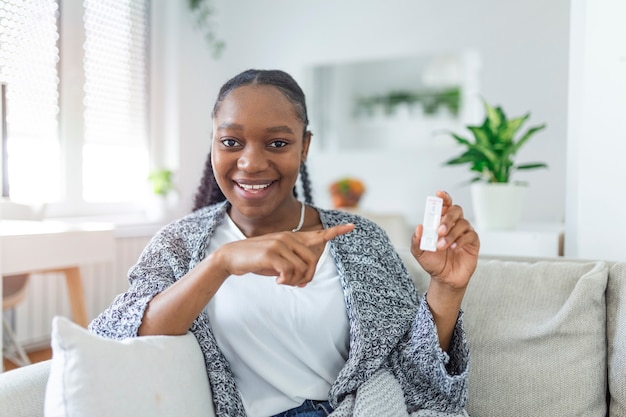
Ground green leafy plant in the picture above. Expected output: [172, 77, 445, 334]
[148, 169, 174, 197]
[443, 99, 547, 183]
[354, 87, 461, 118]
[188, 0, 225, 59]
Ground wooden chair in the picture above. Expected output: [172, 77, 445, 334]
[2, 274, 31, 367]
[1, 201, 45, 367]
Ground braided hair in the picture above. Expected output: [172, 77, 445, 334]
[193, 69, 314, 211]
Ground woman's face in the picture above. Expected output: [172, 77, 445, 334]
[211, 84, 310, 226]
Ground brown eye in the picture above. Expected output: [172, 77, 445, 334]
[221, 138, 239, 147]
[268, 140, 288, 148]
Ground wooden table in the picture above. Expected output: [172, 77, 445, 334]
[1, 220, 115, 371]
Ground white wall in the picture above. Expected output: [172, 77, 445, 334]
[152, 0, 570, 227]
[566, 0, 626, 261]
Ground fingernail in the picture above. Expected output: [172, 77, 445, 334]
[437, 238, 447, 248]
[438, 224, 447, 234]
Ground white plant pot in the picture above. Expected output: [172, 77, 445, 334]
[471, 182, 526, 230]
[145, 193, 178, 223]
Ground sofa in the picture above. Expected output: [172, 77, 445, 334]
[1, 251, 624, 417]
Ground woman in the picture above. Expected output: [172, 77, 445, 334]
[89, 69, 480, 417]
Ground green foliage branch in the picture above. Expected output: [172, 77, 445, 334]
[443, 99, 547, 184]
[188, 0, 225, 59]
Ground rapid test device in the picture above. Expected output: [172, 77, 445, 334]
[419, 196, 443, 252]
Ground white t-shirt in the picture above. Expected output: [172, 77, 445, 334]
[204, 215, 350, 417]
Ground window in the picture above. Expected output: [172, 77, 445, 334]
[0, 0, 150, 212]
[82, 0, 149, 203]
[0, 0, 61, 202]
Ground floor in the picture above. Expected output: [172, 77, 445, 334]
[3, 347, 52, 372]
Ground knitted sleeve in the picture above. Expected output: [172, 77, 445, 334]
[390, 301, 470, 414]
[88, 206, 223, 340]
[88, 222, 193, 339]
[320, 208, 469, 413]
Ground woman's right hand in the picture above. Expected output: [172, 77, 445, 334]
[213, 223, 354, 287]
[139, 223, 354, 336]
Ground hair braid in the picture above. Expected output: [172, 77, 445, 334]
[299, 162, 314, 205]
[192, 153, 225, 211]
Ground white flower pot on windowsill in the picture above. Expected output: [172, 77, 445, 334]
[471, 182, 526, 230]
[145, 193, 178, 223]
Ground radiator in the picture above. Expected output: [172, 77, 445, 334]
[11, 234, 152, 350]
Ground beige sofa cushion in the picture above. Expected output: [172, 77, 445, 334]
[401, 253, 609, 417]
[0, 360, 50, 417]
[608, 262, 626, 417]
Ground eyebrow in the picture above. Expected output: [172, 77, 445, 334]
[217, 122, 295, 134]
[265, 125, 295, 134]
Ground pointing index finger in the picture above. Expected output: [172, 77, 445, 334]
[319, 223, 355, 242]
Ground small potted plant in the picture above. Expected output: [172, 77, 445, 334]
[146, 168, 176, 221]
[442, 99, 547, 229]
[148, 169, 175, 197]
[329, 177, 366, 210]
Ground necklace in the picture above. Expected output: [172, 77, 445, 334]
[292, 201, 306, 232]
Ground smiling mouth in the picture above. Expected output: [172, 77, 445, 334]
[236, 181, 273, 192]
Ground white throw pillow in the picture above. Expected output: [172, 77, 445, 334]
[44, 316, 216, 417]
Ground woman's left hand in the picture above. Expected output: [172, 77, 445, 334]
[411, 191, 480, 351]
[411, 190, 480, 291]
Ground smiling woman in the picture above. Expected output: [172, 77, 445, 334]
[210, 84, 312, 237]
[89, 68, 480, 417]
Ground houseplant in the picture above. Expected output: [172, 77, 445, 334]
[147, 168, 174, 197]
[188, 0, 225, 59]
[443, 99, 547, 229]
[146, 168, 176, 221]
[328, 177, 366, 209]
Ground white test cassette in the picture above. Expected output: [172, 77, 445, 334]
[419, 196, 443, 252]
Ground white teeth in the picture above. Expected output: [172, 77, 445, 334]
[238, 183, 270, 190]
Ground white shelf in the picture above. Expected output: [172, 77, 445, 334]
[475, 222, 564, 258]
[359, 210, 563, 258]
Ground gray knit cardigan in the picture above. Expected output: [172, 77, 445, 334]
[89, 201, 469, 416]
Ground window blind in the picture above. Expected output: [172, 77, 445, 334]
[0, 0, 60, 201]
[82, 0, 149, 202]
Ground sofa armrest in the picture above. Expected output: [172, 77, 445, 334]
[0, 360, 51, 417]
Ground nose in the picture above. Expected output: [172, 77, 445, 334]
[237, 146, 269, 173]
